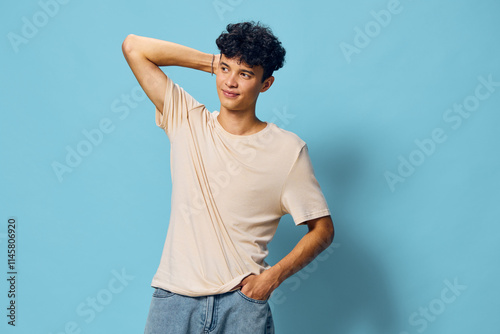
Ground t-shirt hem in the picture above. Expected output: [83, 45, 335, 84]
[150, 272, 255, 297]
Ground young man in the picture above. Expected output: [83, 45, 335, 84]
[122, 21, 334, 334]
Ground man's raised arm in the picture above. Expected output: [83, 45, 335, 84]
[121, 34, 214, 114]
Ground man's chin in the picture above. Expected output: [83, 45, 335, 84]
[219, 102, 243, 112]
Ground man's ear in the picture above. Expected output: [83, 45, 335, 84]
[260, 76, 275, 93]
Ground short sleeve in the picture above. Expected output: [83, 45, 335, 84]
[155, 75, 202, 139]
[280, 144, 331, 225]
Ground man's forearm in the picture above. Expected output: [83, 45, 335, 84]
[123, 34, 213, 73]
[265, 216, 334, 290]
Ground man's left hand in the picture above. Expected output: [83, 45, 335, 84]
[236, 271, 280, 301]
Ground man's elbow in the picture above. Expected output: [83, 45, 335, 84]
[323, 215, 335, 245]
[122, 34, 139, 57]
[307, 215, 334, 246]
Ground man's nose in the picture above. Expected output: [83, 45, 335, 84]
[225, 73, 238, 88]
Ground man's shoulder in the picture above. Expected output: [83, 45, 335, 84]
[267, 123, 306, 150]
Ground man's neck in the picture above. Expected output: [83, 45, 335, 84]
[217, 108, 267, 136]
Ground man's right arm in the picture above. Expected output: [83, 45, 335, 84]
[121, 34, 214, 115]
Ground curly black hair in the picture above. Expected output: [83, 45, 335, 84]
[215, 21, 286, 82]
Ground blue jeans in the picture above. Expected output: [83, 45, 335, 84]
[144, 287, 274, 334]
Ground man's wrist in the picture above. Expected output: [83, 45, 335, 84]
[196, 52, 215, 74]
[263, 264, 287, 290]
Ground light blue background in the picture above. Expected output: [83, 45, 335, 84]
[1, 0, 499, 333]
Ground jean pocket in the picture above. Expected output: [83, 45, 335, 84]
[236, 289, 269, 304]
[152, 287, 175, 298]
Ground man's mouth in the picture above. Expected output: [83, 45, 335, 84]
[222, 90, 239, 98]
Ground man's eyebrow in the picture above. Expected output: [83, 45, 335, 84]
[240, 69, 255, 76]
[220, 61, 255, 76]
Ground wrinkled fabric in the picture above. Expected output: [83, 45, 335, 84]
[151, 76, 331, 297]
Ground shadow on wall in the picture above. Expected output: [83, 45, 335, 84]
[270, 142, 400, 334]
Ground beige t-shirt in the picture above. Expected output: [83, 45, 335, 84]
[151, 76, 331, 297]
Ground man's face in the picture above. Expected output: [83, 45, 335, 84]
[215, 54, 274, 113]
